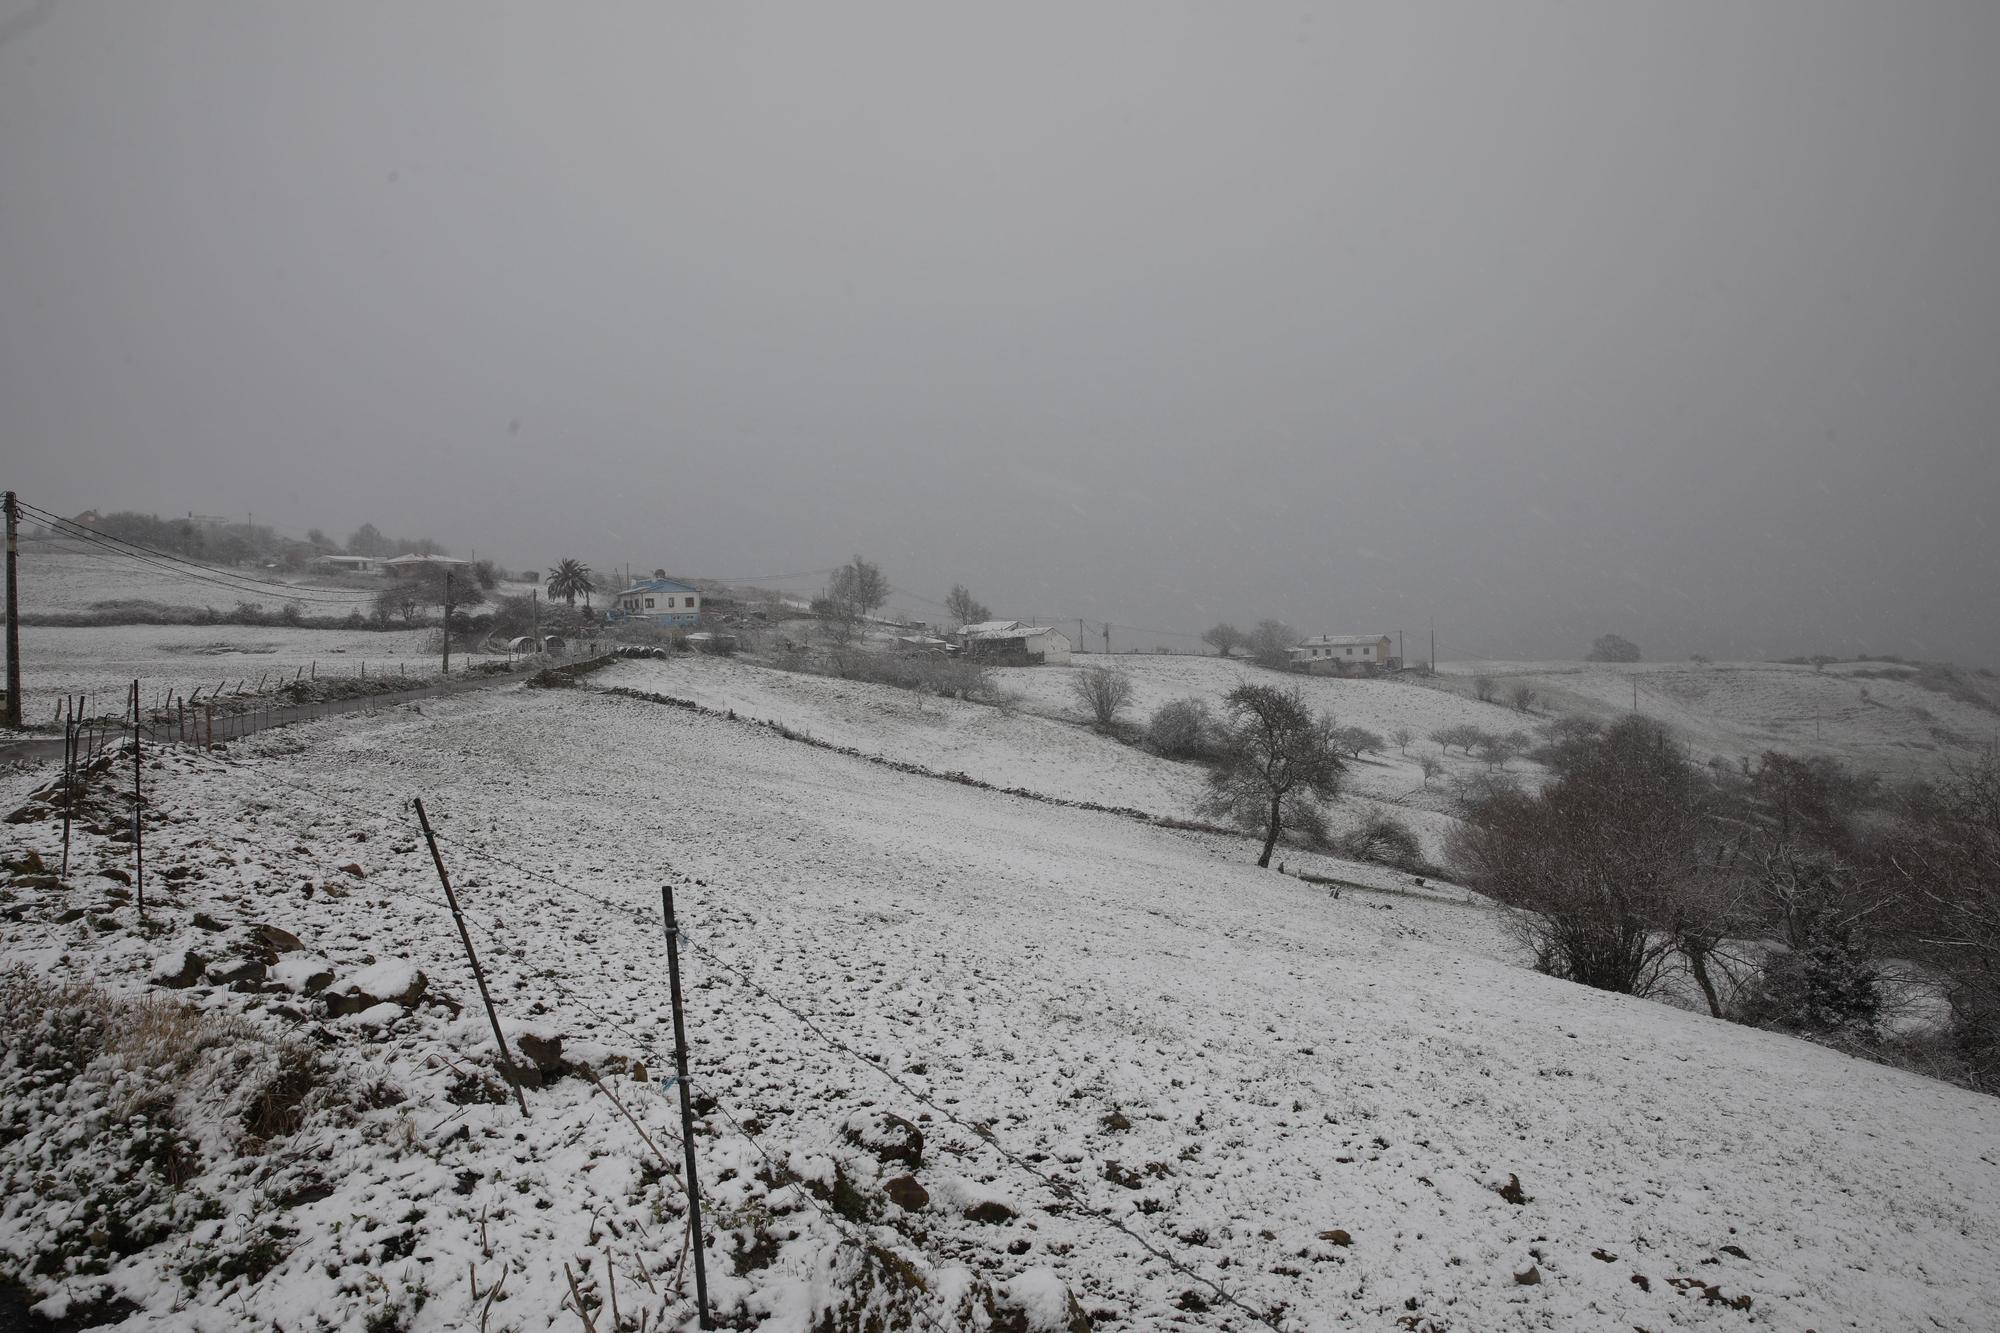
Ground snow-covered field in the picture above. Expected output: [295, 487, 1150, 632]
[9, 548, 549, 708]
[593, 654, 1534, 866]
[13, 623, 493, 712]
[15, 541, 379, 613]
[4, 677, 1997, 1331]
[1431, 657, 2000, 775]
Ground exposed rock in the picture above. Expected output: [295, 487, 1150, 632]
[208, 957, 268, 986]
[3, 849, 47, 875]
[99, 867, 132, 885]
[883, 1175, 930, 1212]
[1319, 1229, 1353, 1247]
[325, 961, 427, 1015]
[254, 923, 304, 953]
[515, 1029, 564, 1075]
[965, 1198, 1017, 1226]
[842, 1109, 923, 1169]
[191, 912, 226, 932]
[153, 950, 206, 989]
[338, 862, 366, 879]
[271, 955, 334, 995]
[988, 1270, 1092, 1333]
[1513, 1265, 1541, 1286]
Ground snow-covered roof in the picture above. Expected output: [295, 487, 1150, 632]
[1296, 634, 1391, 648]
[961, 621, 1062, 642]
[617, 578, 701, 595]
[382, 553, 472, 567]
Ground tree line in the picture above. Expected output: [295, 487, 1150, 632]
[1451, 714, 2000, 1091]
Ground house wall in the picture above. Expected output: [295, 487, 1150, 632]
[613, 588, 701, 626]
[1029, 631, 1072, 666]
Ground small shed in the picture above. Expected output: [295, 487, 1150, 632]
[957, 621, 1073, 666]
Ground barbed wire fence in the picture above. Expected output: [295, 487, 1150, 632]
[163, 746, 1292, 1331]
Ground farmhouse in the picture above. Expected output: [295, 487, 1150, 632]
[957, 620, 1073, 666]
[1292, 633, 1397, 675]
[382, 553, 474, 577]
[609, 577, 702, 627]
[311, 554, 384, 575]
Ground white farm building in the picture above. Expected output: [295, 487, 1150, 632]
[956, 621, 1073, 666]
[1291, 633, 1397, 674]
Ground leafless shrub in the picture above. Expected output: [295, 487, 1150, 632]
[1146, 698, 1215, 760]
[1071, 667, 1134, 729]
[1450, 717, 1700, 996]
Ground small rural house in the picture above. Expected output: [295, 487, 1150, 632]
[312, 554, 384, 575]
[382, 553, 474, 577]
[609, 577, 702, 627]
[957, 620, 1073, 666]
[1292, 634, 1397, 675]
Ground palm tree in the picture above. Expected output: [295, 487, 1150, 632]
[546, 558, 597, 609]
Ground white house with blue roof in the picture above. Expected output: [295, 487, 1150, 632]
[609, 577, 703, 627]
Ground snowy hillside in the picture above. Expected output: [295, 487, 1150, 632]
[4, 678, 1997, 1331]
[1433, 657, 2000, 775]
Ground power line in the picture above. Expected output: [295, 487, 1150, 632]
[20, 503, 378, 606]
[20, 500, 379, 602]
[700, 567, 839, 584]
[22, 505, 379, 605]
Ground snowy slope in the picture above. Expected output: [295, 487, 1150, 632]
[4, 684, 1997, 1331]
[1434, 658, 1999, 774]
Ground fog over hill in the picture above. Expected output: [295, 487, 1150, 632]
[4, 3, 1997, 665]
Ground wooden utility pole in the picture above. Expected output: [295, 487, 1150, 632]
[1102, 622, 1111, 656]
[3, 491, 20, 730]
[441, 571, 453, 675]
[662, 883, 714, 1327]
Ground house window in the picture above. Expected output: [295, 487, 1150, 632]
[644, 597, 656, 609]
[667, 597, 676, 608]
[1345, 648, 1354, 655]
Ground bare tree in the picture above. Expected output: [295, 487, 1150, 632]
[1391, 726, 1414, 755]
[812, 595, 864, 647]
[1431, 723, 1487, 755]
[1418, 753, 1442, 786]
[1071, 666, 1134, 729]
[1473, 674, 1498, 703]
[945, 584, 989, 627]
[1510, 683, 1541, 713]
[1886, 753, 2000, 1085]
[1202, 623, 1246, 658]
[1202, 684, 1344, 868]
[1248, 620, 1299, 670]
[825, 555, 889, 618]
[1450, 716, 1707, 997]
[1332, 726, 1384, 760]
[1587, 633, 1642, 663]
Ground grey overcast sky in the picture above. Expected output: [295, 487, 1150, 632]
[3, 2, 1996, 663]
